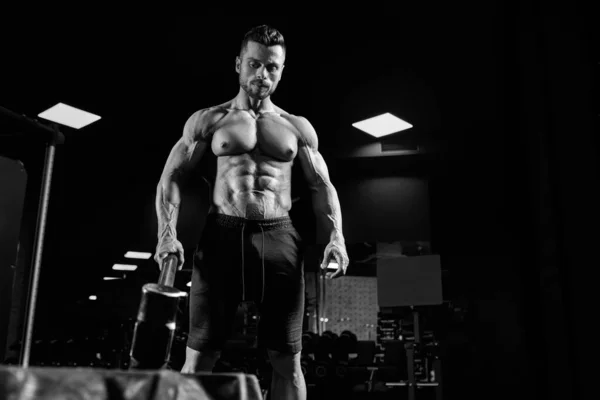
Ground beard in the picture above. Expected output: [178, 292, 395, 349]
[240, 77, 277, 100]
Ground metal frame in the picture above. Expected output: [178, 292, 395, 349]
[0, 106, 64, 367]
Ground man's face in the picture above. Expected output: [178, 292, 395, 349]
[236, 41, 285, 100]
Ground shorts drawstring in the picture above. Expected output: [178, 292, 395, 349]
[210, 213, 292, 304]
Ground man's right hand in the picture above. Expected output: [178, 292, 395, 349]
[154, 238, 185, 270]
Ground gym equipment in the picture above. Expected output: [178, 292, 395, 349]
[300, 355, 311, 377]
[0, 365, 263, 399]
[129, 254, 187, 370]
[376, 254, 444, 400]
[314, 360, 329, 379]
[334, 363, 348, 380]
[317, 330, 338, 361]
[336, 330, 358, 362]
[0, 106, 65, 367]
[301, 331, 319, 355]
[0, 156, 27, 362]
[354, 340, 377, 366]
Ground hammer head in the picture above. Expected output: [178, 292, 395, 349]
[129, 284, 187, 369]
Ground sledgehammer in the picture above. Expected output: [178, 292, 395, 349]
[129, 254, 187, 370]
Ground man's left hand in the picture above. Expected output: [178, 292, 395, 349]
[320, 240, 350, 279]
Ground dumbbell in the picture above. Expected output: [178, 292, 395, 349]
[316, 331, 338, 360]
[300, 355, 312, 378]
[301, 354, 331, 382]
[314, 360, 329, 379]
[329, 330, 357, 380]
[129, 254, 187, 370]
[336, 330, 358, 362]
[335, 363, 349, 380]
[301, 331, 319, 355]
[339, 331, 358, 351]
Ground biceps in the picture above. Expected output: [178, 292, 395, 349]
[161, 138, 208, 180]
[298, 146, 331, 188]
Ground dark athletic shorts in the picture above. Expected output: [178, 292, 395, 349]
[187, 213, 305, 354]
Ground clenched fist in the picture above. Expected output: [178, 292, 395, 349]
[154, 237, 185, 270]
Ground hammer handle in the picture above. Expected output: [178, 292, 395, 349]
[158, 254, 178, 287]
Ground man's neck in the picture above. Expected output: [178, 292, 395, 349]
[232, 88, 274, 113]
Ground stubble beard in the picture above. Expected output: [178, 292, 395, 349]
[240, 77, 276, 101]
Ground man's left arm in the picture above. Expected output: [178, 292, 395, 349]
[295, 116, 349, 279]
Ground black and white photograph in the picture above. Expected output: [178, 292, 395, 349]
[0, 8, 598, 400]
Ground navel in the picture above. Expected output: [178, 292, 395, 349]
[220, 142, 229, 149]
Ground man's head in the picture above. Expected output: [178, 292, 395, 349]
[236, 25, 286, 100]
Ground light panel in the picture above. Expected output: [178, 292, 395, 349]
[38, 102, 101, 129]
[352, 112, 412, 138]
[112, 264, 137, 271]
[89, 295, 97, 300]
[124, 251, 152, 260]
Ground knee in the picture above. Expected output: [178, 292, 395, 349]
[184, 347, 221, 373]
[267, 349, 303, 381]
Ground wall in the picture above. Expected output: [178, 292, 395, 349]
[335, 176, 431, 244]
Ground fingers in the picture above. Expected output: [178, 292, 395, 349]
[155, 253, 185, 271]
[155, 239, 185, 270]
[325, 253, 346, 280]
[320, 256, 329, 270]
[173, 241, 185, 270]
[321, 248, 348, 279]
[334, 252, 344, 270]
[325, 267, 344, 280]
[320, 246, 330, 269]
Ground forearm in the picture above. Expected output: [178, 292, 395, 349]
[311, 182, 345, 243]
[156, 176, 182, 241]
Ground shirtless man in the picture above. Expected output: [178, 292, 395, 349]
[154, 25, 349, 400]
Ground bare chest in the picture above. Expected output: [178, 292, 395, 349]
[210, 111, 299, 161]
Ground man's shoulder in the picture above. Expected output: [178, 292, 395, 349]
[277, 111, 310, 130]
[280, 113, 318, 146]
[185, 104, 230, 141]
[193, 102, 232, 125]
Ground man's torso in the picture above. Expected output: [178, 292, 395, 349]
[199, 102, 304, 220]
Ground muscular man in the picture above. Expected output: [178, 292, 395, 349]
[154, 25, 349, 400]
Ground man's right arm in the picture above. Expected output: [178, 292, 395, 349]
[155, 109, 210, 267]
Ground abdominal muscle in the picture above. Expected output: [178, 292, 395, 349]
[210, 156, 293, 220]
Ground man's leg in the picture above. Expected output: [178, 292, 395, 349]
[181, 346, 221, 373]
[267, 349, 306, 400]
[184, 214, 241, 373]
[256, 221, 306, 399]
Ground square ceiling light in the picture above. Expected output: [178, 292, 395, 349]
[38, 102, 101, 129]
[112, 263, 137, 271]
[124, 251, 152, 260]
[352, 112, 412, 138]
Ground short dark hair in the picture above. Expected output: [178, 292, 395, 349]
[240, 25, 286, 56]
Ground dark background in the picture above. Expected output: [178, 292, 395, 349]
[1, 5, 598, 399]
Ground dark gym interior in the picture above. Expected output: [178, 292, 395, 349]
[1, 7, 598, 400]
